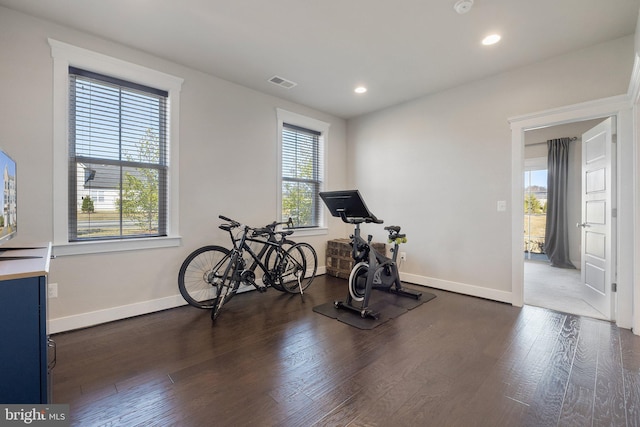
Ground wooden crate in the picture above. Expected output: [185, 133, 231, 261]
[326, 238, 385, 279]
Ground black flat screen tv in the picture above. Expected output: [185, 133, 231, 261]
[0, 149, 17, 245]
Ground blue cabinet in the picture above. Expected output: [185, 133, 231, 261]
[0, 245, 51, 404]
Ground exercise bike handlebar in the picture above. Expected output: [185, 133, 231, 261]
[342, 214, 383, 225]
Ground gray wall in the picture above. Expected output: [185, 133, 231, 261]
[347, 36, 635, 301]
[0, 7, 349, 331]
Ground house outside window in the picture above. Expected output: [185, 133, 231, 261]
[277, 109, 329, 229]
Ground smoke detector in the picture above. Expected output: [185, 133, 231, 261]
[454, 0, 474, 14]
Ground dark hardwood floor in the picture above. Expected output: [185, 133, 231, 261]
[52, 275, 640, 426]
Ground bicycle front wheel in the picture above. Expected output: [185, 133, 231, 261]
[278, 242, 318, 294]
[178, 245, 232, 309]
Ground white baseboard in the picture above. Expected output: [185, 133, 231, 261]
[49, 266, 327, 334]
[48, 294, 188, 334]
[400, 272, 513, 304]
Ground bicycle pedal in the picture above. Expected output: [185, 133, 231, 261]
[257, 286, 268, 293]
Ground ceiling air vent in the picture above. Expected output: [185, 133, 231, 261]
[269, 75, 297, 89]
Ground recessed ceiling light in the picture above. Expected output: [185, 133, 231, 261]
[354, 86, 367, 94]
[454, 0, 474, 14]
[482, 34, 501, 46]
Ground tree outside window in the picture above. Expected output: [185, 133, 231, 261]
[524, 169, 547, 254]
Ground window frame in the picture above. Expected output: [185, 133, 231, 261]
[50, 39, 183, 256]
[68, 67, 169, 241]
[276, 108, 329, 236]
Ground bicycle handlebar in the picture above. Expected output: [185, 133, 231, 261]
[218, 215, 294, 237]
[266, 217, 294, 229]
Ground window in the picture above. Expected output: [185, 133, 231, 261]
[524, 157, 548, 259]
[277, 109, 329, 230]
[281, 124, 321, 228]
[50, 39, 183, 255]
[69, 68, 168, 241]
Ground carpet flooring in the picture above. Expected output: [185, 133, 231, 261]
[524, 260, 605, 320]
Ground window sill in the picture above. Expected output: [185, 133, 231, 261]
[52, 236, 182, 257]
[288, 227, 328, 238]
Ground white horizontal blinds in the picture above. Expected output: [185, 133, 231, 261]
[281, 123, 323, 228]
[68, 67, 168, 241]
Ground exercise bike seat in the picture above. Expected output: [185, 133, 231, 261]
[384, 225, 401, 233]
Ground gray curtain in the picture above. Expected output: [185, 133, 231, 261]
[545, 138, 576, 269]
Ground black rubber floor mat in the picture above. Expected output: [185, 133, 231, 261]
[313, 290, 436, 330]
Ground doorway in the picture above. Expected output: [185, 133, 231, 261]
[510, 95, 635, 328]
[522, 119, 610, 320]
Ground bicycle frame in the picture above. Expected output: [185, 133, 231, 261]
[221, 220, 293, 291]
[237, 234, 288, 287]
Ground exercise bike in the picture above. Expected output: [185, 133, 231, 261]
[320, 190, 422, 319]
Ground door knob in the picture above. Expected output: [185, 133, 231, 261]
[576, 222, 590, 228]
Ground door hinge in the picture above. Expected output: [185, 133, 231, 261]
[612, 283, 617, 292]
[612, 208, 617, 218]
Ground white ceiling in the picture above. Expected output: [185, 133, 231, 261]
[1, 0, 639, 119]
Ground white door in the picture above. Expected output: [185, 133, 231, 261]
[579, 118, 615, 319]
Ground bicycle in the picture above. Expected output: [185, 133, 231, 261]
[178, 217, 296, 306]
[236, 217, 296, 293]
[320, 190, 422, 319]
[178, 215, 318, 320]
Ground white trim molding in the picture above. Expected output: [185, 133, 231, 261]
[276, 108, 330, 234]
[509, 94, 635, 330]
[48, 294, 187, 334]
[49, 265, 327, 333]
[48, 39, 184, 256]
[400, 273, 512, 304]
[629, 53, 640, 334]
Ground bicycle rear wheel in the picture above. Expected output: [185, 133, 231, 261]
[278, 242, 318, 294]
[178, 246, 232, 309]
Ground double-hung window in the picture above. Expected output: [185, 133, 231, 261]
[69, 67, 168, 241]
[277, 109, 329, 230]
[50, 39, 183, 255]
